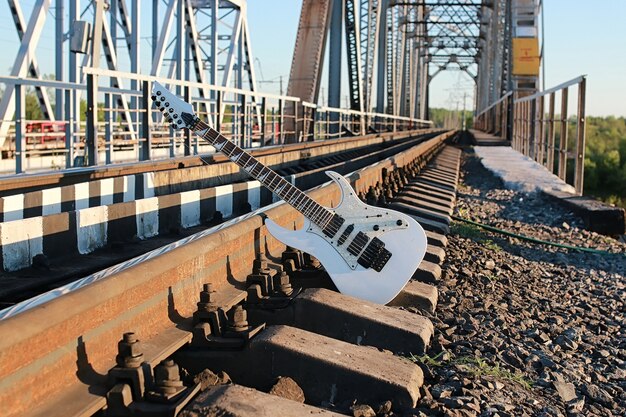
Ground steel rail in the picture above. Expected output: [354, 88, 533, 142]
[0, 130, 456, 417]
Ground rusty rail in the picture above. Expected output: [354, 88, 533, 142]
[0, 130, 456, 417]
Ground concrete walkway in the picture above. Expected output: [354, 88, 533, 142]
[474, 146, 576, 194]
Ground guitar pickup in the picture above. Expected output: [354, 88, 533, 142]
[323, 214, 345, 238]
[337, 224, 354, 246]
[347, 231, 369, 256]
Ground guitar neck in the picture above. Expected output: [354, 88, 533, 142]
[190, 119, 333, 228]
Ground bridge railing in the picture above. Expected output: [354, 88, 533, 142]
[475, 75, 587, 195]
[0, 69, 432, 175]
[513, 75, 587, 195]
[474, 92, 512, 137]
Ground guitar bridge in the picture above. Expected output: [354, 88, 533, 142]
[357, 237, 392, 272]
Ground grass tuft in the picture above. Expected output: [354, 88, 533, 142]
[454, 356, 533, 390]
[407, 353, 533, 390]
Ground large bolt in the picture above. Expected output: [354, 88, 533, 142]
[227, 305, 249, 332]
[282, 246, 303, 272]
[276, 271, 293, 297]
[152, 359, 185, 397]
[365, 186, 378, 205]
[197, 283, 217, 313]
[116, 332, 144, 368]
[376, 192, 387, 207]
[252, 253, 271, 275]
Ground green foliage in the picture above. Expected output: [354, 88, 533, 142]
[454, 356, 533, 390]
[581, 116, 626, 208]
[451, 220, 502, 251]
[408, 353, 533, 390]
[25, 93, 45, 120]
[429, 108, 473, 130]
[450, 221, 483, 240]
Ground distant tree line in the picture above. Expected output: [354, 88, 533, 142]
[579, 116, 626, 208]
[429, 108, 473, 130]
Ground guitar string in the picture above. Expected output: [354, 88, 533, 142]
[169, 115, 336, 229]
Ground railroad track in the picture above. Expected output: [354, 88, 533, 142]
[0, 130, 442, 305]
[0, 131, 461, 417]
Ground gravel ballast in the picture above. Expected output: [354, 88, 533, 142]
[410, 150, 625, 417]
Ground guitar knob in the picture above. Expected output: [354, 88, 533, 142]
[396, 220, 403, 226]
[373, 225, 380, 231]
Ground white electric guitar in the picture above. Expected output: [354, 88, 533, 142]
[151, 82, 427, 304]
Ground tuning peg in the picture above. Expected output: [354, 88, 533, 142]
[159, 96, 165, 101]
[168, 108, 174, 113]
[159, 107, 165, 112]
[156, 91, 162, 96]
[173, 114, 178, 119]
[177, 119, 183, 125]
[164, 102, 170, 107]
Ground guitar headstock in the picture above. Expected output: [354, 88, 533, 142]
[151, 81, 197, 130]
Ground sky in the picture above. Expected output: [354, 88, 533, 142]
[0, 0, 624, 117]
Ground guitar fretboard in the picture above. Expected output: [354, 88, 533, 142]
[191, 118, 334, 228]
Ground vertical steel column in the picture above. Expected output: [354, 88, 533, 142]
[86, 73, 99, 166]
[86, 0, 105, 166]
[502, 96, 508, 138]
[64, 89, 74, 168]
[131, 0, 141, 122]
[375, 0, 388, 114]
[152, 0, 159, 57]
[536, 95, 545, 164]
[240, 94, 246, 147]
[184, 86, 192, 155]
[176, 0, 185, 90]
[546, 92, 556, 172]
[105, 93, 112, 164]
[141, 80, 153, 161]
[294, 103, 300, 142]
[211, 0, 218, 125]
[278, 98, 284, 144]
[169, 123, 176, 158]
[558, 87, 569, 181]
[109, 0, 119, 130]
[55, 0, 64, 120]
[574, 78, 586, 195]
[15, 84, 25, 174]
[69, 1, 80, 140]
[328, 0, 343, 136]
[260, 97, 267, 145]
[216, 91, 222, 132]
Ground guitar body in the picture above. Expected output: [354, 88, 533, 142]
[265, 171, 427, 304]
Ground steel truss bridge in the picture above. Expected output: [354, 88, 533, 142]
[0, 0, 587, 194]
